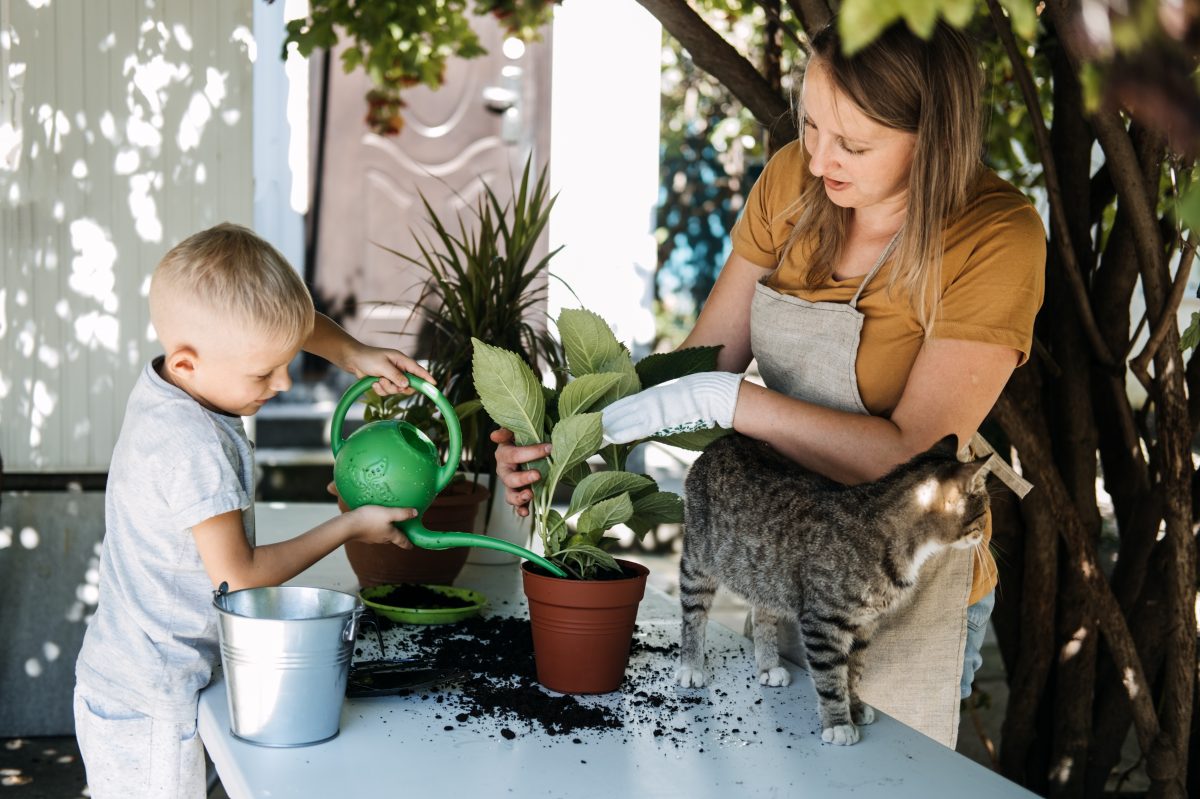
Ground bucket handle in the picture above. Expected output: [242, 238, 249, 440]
[212, 581, 229, 610]
[343, 604, 365, 644]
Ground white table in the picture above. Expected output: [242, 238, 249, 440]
[198, 503, 1034, 798]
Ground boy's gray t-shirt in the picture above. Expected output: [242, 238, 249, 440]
[76, 358, 255, 723]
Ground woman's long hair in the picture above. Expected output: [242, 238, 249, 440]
[781, 20, 984, 333]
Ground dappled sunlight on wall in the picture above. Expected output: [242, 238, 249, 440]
[0, 0, 253, 471]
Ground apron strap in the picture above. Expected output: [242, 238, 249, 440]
[849, 233, 901, 309]
[967, 432, 1033, 499]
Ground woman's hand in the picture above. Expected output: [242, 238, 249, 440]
[490, 428, 552, 518]
[600, 372, 744, 444]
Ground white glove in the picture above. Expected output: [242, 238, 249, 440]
[600, 372, 744, 445]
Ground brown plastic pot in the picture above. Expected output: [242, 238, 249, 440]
[343, 479, 489, 587]
[521, 558, 649, 694]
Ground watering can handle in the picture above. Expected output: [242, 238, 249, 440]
[330, 375, 463, 495]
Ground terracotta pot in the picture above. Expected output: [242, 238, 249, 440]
[521, 559, 649, 694]
[343, 479, 489, 587]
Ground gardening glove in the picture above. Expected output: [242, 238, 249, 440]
[600, 372, 744, 445]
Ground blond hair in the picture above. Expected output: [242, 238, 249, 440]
[785, 20, 984, 333]
[150, 222, 314, 348]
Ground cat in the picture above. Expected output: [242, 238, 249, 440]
[676, 433, 990, 745]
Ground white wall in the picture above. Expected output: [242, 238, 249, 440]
[252, 0, 307, 276]
[0, 0, 254, 472]
[548, 2, 661, 356]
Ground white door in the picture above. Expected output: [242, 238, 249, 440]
[312, 15, 552, 355]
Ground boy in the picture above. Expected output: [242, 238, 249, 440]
[74, 223, 428, 797]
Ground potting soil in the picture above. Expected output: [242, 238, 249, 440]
[355, 612, 756, 743]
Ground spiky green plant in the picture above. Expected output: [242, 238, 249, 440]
[367, 157, 567, 513]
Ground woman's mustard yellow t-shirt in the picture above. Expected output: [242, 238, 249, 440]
[730, 140, 1046, 603]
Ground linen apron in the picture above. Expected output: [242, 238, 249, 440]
[746, 242, 972, 747]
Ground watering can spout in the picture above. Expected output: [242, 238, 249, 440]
[330, 375, 568, 579]
[396, 518, 568, 578]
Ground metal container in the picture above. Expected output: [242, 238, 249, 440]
[213, 584, 361, 747]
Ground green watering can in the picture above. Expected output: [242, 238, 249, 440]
[330, 375, 567, 578]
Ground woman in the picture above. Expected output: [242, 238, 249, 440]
[496, 19, 1045, 746]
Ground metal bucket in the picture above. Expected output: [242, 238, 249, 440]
[213, 585, 361, 747]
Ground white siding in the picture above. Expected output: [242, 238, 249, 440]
[0, 0, 253, 471]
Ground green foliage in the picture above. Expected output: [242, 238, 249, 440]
[838, 0, 1036, 54]
[283, 0, 557, 134]
[472, 311, 722, 579]
[1181, 312, 1200, 353]
[366, 158, 565, 510]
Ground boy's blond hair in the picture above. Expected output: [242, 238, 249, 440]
[149, 222, 314, 349]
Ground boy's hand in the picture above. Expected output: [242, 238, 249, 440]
[346, 505, 418, 548]
[346, 344, 435, 396]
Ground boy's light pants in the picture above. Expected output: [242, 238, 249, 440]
[74, 686, 207, 799]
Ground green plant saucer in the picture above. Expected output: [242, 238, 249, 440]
[359, 584, 487, 625]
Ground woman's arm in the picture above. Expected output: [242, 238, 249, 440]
[734, 337, 1019, 484]
[680, 252, 771, 371]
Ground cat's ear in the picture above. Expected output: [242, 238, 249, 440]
[960, 458, 991, 491]
[929, 434, 960, 460]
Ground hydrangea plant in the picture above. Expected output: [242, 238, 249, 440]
[471, 308, 726, 579]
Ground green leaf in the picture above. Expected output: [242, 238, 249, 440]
[560, 461, 593, 487]
[599, 351, 641, 401]
[545, 413, 604, 488]
[652, 426, 732, 451]
[454, 399, 483, 420]
[939, 0, 976, 27]
[900, 0, 938, 38]
[557, 308, 625, 376]
[1078, 63, 1104, 113]
[567, 472, 655, 517]
[1181, 312, 1200, 353]
[635, 346, 722, 388]
[631, 492, 684, 525]
[542, 508, 569, 554]
[1174, 184, 1200, 233]
[997, 0, 1038, 39]
[839, 0, 902, 55]
[558, 373, 624, 416]
[471, 338, 545, 446]
[576, 492, 635, 536]
[556, 544, 621, 578]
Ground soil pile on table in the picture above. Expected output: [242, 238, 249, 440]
[361, 614, 709, 739]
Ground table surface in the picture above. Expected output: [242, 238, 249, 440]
[198, 503, 1034, 799]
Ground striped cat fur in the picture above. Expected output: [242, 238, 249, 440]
[677, 433, 989, 745]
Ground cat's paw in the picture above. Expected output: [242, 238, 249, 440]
[821, 723, 861, 745]
[676, 665, 707, 688]
[852, 703, 876, 725]
[757, 666, 792, 687]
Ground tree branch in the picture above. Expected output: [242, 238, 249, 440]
[784, 0, 831, 35]
[635, 0, 796, 146]
[754, 0, 805, 51]
[1130, 233, 1196, 389]
[991, 374, 1060, 784]
[993, 366, 1162, 761]
[989, 0, 1118, 370]
[1090, 112, 1169, 303]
